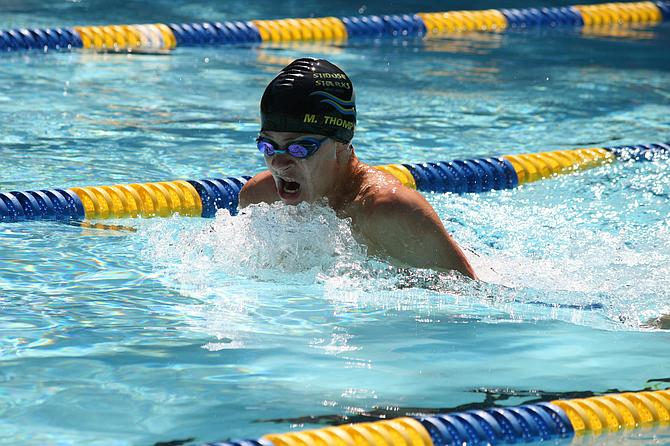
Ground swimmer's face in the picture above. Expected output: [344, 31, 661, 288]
[260, 131, 345, 205]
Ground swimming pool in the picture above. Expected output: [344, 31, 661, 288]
[1, 0, 670, 445]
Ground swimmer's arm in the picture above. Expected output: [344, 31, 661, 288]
[239, 171, 280, 207]
[363, 188, 478, 280]
[644, 314, 670, 329]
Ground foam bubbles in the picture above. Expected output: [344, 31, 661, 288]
[432, 160, 670, 330]
[142, 200, 370, 287]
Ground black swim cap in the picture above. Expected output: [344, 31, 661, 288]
[260, 58, 356, 143]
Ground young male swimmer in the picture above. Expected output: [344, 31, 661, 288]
[239, 57, 478, 280]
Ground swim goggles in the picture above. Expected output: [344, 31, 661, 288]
[256, 135, 330, 158]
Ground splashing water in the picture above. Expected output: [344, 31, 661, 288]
[141, 202, 382, 344]
[143, 201, 369, 284]
[140, 160, 670, 339]
[140, 200, 485, 299]
[140, 201, 485, 344]
[434, 161, 670, 329]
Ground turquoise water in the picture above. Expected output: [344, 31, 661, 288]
[1, 1, 670, 445]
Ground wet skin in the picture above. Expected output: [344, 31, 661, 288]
[239, 131, 478, 280]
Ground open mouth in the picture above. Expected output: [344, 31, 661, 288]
[277, 177, 302, 200]
[283, 180, 300, 194]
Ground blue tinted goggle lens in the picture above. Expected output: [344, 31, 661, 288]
[256, 136, 329, 158]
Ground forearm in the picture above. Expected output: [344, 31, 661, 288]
[385, 235, 478, 280]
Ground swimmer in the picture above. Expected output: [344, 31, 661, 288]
[239, 57, 478, 280]
[645, 314, 670, 329]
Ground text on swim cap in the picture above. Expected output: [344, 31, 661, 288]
[303, 114, 355, 131]
[313, 73, 347, 79]
[324, 115, 355, 130]
[314, 80, 351, 89]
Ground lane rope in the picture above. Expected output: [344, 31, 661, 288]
[1, 1, 668, 53]
[1, 142, 667, 222]
[190, 388, 670, 446]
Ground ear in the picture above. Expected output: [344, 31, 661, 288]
[335, 141, 351, 154]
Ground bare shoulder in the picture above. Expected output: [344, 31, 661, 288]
[239, 171, 279, 207]
[354, 164, 436, 221]
[352, 164, 478, 279]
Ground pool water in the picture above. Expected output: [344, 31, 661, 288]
[1, 1, 670, 445]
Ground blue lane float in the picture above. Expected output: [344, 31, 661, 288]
[402, 157, 519, 194]
[167, 21, 262, 47]
[0, 189, 85, 222]
[500, 6, 585, 28]
[606, 142, 670, 161]
[0, 27, 82, 51]
[188, 176, 250, 218]
[419, 403, 573, 445]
